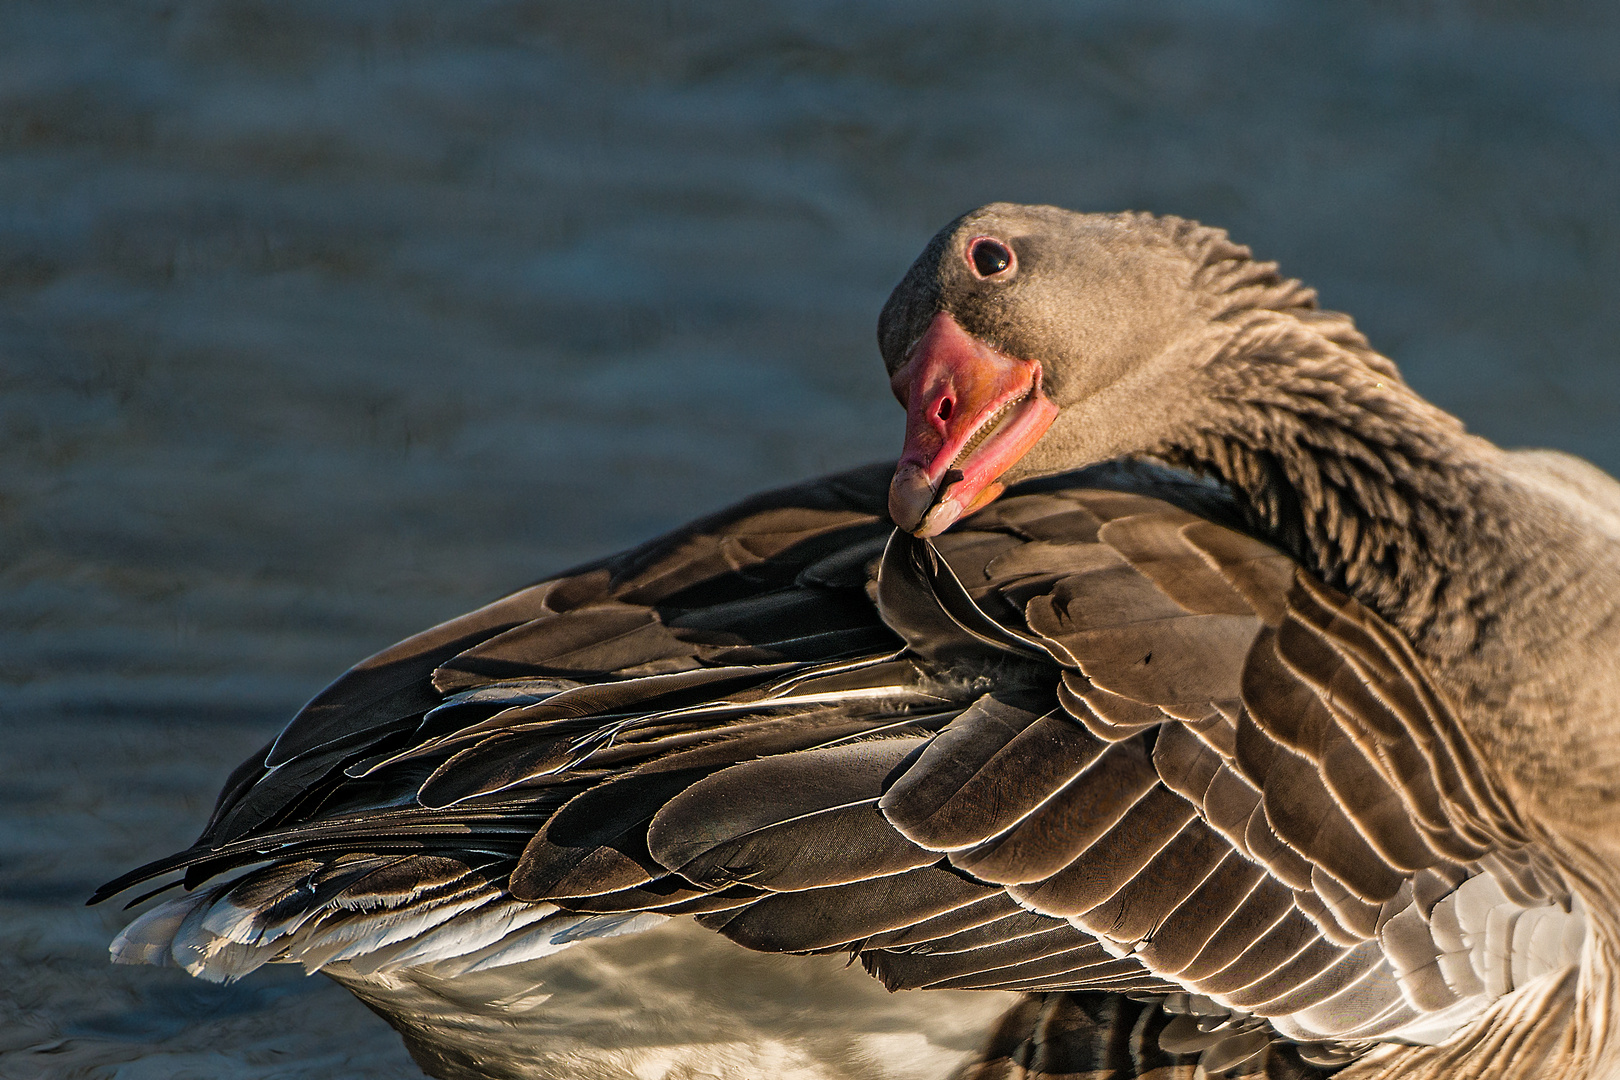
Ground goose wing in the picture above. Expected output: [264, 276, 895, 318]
[99, 463, 1581, 1066]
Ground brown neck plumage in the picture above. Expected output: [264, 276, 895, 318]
[1152, 311, 1510, 658]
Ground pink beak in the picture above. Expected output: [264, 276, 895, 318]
[888, 313, 1059, 536]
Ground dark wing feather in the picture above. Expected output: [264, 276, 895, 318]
[265, 583, 580, 765]
[866, 931, 1120, 991]
[879, 697, 1104, 855]
[645, 737, 939, 890]
[863, 893, 1025, 949]
[949, 738, 1164, 885]
[695, 865, 998, 952]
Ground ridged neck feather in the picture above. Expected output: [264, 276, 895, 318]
[1150, 310, 1511, 660]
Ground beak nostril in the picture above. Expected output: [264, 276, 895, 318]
[937, 398, 953, 422]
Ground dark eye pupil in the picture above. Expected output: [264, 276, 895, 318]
[971, 240, 1011, 277]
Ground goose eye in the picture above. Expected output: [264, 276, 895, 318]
[968, 237, 1013, 278]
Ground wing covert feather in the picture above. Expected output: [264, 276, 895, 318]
[645, 738, 939, 891]
[880, 699, 1104, 854]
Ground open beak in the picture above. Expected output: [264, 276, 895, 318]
[888, 312, 1058, 537]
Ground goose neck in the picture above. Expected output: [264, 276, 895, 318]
[1155, 324, 1511, 661]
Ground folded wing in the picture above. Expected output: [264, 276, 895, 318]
[100, 463, 1584, 1075]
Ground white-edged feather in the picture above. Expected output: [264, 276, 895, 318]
[349, 899, 564, 975]
[109, 886, 221, 968]
[423, 911, 669, 978]
[281, 889, 504, 972]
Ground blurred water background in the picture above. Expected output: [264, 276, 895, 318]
[2, 1, 1617, 1076]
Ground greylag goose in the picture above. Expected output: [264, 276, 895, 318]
[97, 204, 1620, 1080]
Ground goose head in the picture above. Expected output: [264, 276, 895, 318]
[881, 203, 1259, 535]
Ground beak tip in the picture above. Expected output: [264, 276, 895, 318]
[888, 464, 934, 532]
